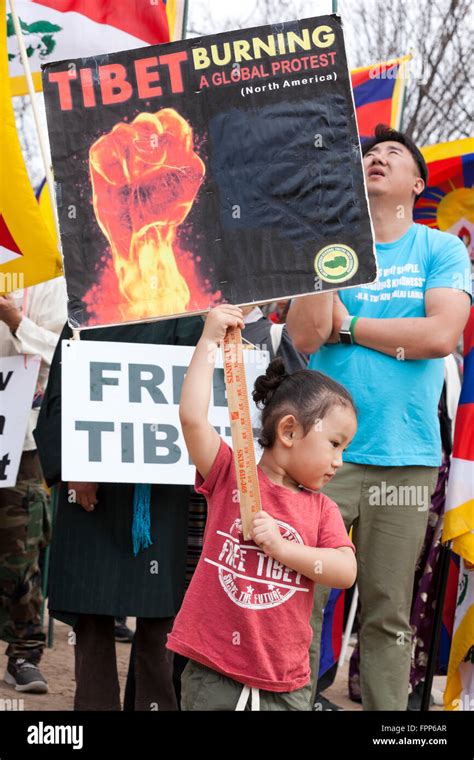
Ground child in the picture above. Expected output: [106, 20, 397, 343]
[167, 304, 358, 711]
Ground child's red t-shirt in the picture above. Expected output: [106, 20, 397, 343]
[167, 438, 355, 692]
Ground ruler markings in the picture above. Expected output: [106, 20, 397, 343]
[223, 325, 262, 540]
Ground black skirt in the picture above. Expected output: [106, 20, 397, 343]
[34, 315, 204, 626]
[49, 481, 191, 626]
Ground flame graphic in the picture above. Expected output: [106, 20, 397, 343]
[87, 108, 208, 323]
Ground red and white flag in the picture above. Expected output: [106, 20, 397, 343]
[7, 0, 186, 96]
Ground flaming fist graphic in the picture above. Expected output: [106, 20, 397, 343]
[89, 108, 205, 320]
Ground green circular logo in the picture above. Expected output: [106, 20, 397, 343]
[314, 244, 359, 283]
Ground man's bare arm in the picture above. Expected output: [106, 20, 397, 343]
[351, 289, 471, 359]
[286, 292, 334, 354]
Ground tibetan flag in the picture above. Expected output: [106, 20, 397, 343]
[415, 138, 474, 265]
[350, 55, 411, 140]
[444, 559, 474, 710]
[438, 552, 460, 675]
[7, 0, 186, 96]
[442, 307, 474, 565]
[319, 588, 345, 679]
[1, 0, 62, 292]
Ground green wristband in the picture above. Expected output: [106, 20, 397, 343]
[349, 316, 359, 343]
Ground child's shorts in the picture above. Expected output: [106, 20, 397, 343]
[181, 659, 312, 711]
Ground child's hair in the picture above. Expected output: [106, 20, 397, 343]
[252, 357, 356, 448]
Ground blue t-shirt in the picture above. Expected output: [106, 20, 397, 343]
[309, 224, 471, 466]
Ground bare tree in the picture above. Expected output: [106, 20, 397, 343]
[13, 96, 47, 190]
[188, 0, 471, 144]
[340, 0, 472, 143]
[186, 0, 328, 38]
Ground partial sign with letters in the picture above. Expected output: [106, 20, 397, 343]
[61, 340, 268, 484]
[0, 355, 41, 487]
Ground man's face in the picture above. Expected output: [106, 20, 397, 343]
[363, 141, 424, 204]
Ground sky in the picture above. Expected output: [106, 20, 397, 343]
[185, 0, 360, 65]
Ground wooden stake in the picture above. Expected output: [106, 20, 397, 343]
[223, 326, 262, 540]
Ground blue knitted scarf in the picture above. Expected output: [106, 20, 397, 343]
[132, 483, 153, 556]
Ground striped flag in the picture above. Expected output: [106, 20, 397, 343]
[442, 307, 474, 710]
[438, 552, 461, 674]
[444, 559, 474, 710]
[350, 55, 411, 139]
[412, 138, 474, 710]
[319, 588, 345, 680]
[442, 306, 474, 565]
[7, 0, 186, 96]
[416, 138, 474, 264]
[1, 0, 62, 291]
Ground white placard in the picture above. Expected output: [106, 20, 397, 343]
[0, 355, 41, 487]
[61, 340, 269, 484]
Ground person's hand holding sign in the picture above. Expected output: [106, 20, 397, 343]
[68, 482, 99, 512]
[202, 304, 245, 346]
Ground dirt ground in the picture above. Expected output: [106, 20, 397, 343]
[0, 612, 445, 711]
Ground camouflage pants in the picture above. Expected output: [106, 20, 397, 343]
[0, 450, 51, 663]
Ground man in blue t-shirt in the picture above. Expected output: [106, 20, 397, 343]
[287, 124, 471, 711]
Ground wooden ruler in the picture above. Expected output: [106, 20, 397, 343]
[223, 326, 262, 540]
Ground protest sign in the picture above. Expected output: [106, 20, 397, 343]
[61, 340, 268, 484]
[43, 14, 376, 329]
[0, 355, 40, 487]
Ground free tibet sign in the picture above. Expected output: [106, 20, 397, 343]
[42, 14, 376, 330]
[61, 340, 268, 484]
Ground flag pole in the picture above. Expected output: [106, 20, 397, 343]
[8, 0, 60, 238]
[399, 83, 408, 131]
[182, 0, 190, 39]
[398, 56, 411, 131]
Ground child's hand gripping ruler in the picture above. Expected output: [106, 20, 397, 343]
[223, 325, 262, 541]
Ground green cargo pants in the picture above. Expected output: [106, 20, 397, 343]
[0, 450, 51, 663]
[181, 659, 312, 711]
[309, 462, 439, 711]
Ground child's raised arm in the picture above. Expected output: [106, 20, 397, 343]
[179, 304, 244, 480]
